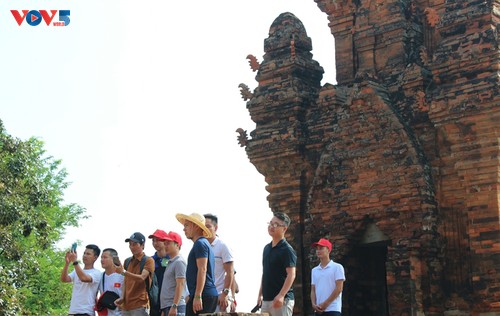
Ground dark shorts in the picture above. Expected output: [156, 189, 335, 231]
[186, 296, 218, 316]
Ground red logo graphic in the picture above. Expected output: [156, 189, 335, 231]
[10, 10, 70, 26]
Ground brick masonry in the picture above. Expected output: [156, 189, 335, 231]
[238, 1, 499, 315]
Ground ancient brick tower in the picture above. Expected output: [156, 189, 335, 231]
[238, 1, 499, 315]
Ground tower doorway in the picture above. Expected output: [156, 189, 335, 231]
[346, 223, 390, 315]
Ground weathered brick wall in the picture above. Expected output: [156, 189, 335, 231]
[304, 80, 443, 315]
[239, 1, 499, 315]
[427, 0, 500, 312]
[245, 15, 323, 308]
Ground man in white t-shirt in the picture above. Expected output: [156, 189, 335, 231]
[204, 214, 235, 312]
[97, 248, 124, 316]
[311, 238, 345, 316]
[61, 244, 102, 316]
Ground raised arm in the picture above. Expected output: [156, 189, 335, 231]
[60, 251, 72, 283]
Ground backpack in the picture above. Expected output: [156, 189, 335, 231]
[124, 255, 160, 316]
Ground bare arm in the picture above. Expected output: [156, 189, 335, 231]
[222, 261, 234, 292]
[174, 277, 186, 304]
[231, 277, 239, 295]
[278, 266, 296, 298]
[192, 257, 208, 313]
[311, 284, 319, 311]
[272, 266, 296, 309]
[218, 261, 234, 309]
[230, 276, 239, 312]
[168, 278, 186, 316]
[257, 277, 263, 306]
[195, 257, 208, 297]
[60, 252, 72, 283]
[319, 279, 344, 309]
[115, 262, 150, 281]
[126, 268, 150, 281]
[74, 263, 93, 283]
[60, 251, 93, 283]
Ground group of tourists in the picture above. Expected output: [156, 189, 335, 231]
[60, 211, 345, 316]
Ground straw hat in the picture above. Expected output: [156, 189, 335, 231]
[175, 212, 212, 238]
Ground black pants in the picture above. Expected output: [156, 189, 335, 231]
[186, 296, 218, 316]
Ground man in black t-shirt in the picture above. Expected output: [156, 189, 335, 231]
[257, 212, 297, 316]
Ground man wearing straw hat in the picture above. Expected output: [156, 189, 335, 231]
[176, 212, 218, 316]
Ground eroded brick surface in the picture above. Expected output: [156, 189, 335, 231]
[240, 2, 499, 315]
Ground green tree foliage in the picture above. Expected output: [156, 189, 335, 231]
[0, 120, 86, 315]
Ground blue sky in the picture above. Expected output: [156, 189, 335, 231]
[1, 0, 336, 311]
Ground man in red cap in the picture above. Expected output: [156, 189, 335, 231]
[310, 238, 345, 316]
[159, 231, 188, 316]
[148, 229, 170, 316]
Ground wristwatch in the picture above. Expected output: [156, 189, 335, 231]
[223, 288, 230, 295]
[72, 261, 79, 266]
[171, 303, 178, 309]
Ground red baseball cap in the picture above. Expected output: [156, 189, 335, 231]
[165, 231, 182, 247]
[312, 238, 332, 252]
[148, 229, 169, 240]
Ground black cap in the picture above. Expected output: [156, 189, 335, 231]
[125, 232, 145, 244]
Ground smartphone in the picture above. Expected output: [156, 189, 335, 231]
[70, 242, 77, 252]
[251, 304, 261, 313]
[112, 256, 121, 267]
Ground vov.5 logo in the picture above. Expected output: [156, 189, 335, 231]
[11, 10, 70, 26]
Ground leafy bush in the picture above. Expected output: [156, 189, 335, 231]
[0, 120, 85, 315]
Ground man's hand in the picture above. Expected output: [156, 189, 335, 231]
[313, 302, 324, 313]
[168, 307, 177, 316]
[67, 251, 77, 263]
[64, 251, 71, 264]
[115, 264, 124, 275]
[193, 296, 203, 313]
[317, 301, 328, 313]
[256, 294, 263, 307]
[230, 298, 237, 312]
[218, 293, 229, 311]
[272, 294, 285, 309]
[114, 297, 124, 308]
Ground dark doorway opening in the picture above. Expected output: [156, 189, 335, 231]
[346, 241, 390, 316]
